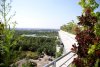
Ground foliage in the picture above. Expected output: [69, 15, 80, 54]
[78, 0, 99, 13]
[60, 21, 78, 34]
[56, 47, 63, 57]
[15, 36, 57, 56]
[0, 0, 20, 66]
[71, 0, 100, 67]
[17, 51, 39, 60]
[22, 60, 37, 67]
[95, 12, 100, 37]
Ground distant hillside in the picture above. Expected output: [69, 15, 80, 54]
[15, 28, 59, 32]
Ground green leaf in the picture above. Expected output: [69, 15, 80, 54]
[88, 45, 96, 55]
[95, 59, 100, 67]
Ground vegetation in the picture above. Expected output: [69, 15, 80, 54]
[15, 29, 58, 38]
[22, 61, 37, 67]
[71, 0, 100, 67]
[15, 36, 57, 56]
[0, 0, 21, 66]
[56, 46, 63, 57]
[0, 0, 58, 67]
[60, 20, 78, 34]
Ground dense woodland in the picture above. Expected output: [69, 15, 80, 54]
[14, 29, 58, 56]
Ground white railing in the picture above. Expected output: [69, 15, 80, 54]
[44, 51, 76, 67]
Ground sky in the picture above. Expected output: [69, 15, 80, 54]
[11, 0, 100, 29]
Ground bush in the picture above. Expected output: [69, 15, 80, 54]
[22, 61, 37, 67]
[18, 51, 39, 60]
[26, 51, 39, 59]
[71, 7, 100, 67]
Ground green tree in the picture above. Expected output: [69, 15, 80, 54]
[78, 0, 99, 13]
[60, 20, 78, 34]
[0, 0, 20, 66]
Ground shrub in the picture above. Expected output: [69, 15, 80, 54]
[71, 1, 100, 66]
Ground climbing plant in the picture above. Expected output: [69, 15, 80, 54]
[71, 0, 100, 67]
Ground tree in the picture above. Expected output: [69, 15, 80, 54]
[60, 20, 78, 34]
[0, 0, 20, 66]
[78, 0, 99, 13]
[60, 24, 67, 31]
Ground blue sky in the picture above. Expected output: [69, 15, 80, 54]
[11, 0, 100, 29]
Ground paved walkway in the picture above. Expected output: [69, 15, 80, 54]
[56, 30, 77, 67]
[58, 30, 77, 54]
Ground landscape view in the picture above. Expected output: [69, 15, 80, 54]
[0, 0, 100, 67]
